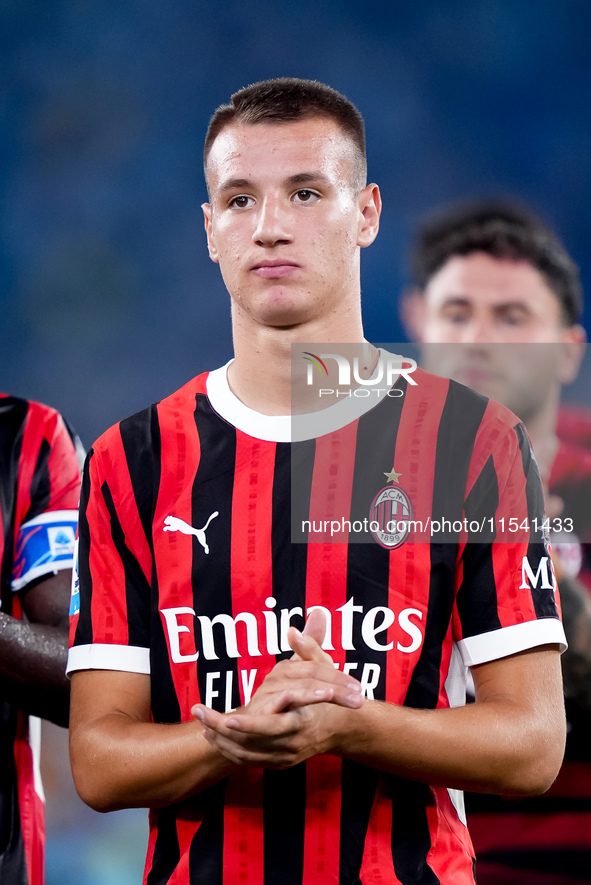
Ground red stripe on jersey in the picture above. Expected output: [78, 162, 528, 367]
[44, 412, 82, 511]
[302, 426, 356, 883]
[14, 401, 46, 540]
[231, 431, 277, 701]
[427, 789, 475, 884]
[14, 713, 44, 885]
[302, 756, 343, 885]
[175, 816, 201, 882]
[382, 379, 447, 706]
[87, 441, 131, 646]
[359, 783, 399, 884]
[385, 544, 434, 705]
[223, 769, 264, 884]
[154, 396, 203, 713]
[396, 374, 447, 544]
[222, 432, 276, 885]
[305, 423, 357, 665]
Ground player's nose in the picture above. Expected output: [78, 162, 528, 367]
[252, 195, 293, 247]
[464, 319, 497, 344]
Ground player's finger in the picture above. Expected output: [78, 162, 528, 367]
[303, 607, 327, 645]
[288, 625, 334, 665]
[192, 704, 227, 729]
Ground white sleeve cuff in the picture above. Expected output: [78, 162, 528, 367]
[458, 618, 567, 668]
[67, 643, 150, 676]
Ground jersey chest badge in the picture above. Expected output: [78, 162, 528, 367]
[370, 468, 413, 550]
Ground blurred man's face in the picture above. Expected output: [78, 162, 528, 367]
[415, 251, 582, 422]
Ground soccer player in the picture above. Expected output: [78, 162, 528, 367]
[68, 80, 566, 885]
[403, 199, 591, 883]
[0, 394, 82, 885]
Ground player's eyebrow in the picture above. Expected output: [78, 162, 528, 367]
[438, 296, 471, 309]
[286, 171, 332, 187]
[218, 178, 253, 193]
[217, 172, 333, 194]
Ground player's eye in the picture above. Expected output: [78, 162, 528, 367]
[229, 195, 254, 209]
[499, 309, 527, 326]
[293, 189, 320, 203]
[441, 309, 469, 324]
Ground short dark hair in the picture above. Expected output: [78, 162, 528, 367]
[410, 199, 582, 325]
[204, 77, 367, 192]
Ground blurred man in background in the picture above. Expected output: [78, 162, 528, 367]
[0, 394, 81, 885]
[403, 199, 591, 884]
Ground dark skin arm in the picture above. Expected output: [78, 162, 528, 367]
[0, 569, 71, 726]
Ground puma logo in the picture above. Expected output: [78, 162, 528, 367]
[163, 513, 219, 554]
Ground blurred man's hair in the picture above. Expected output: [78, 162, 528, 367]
[410, 200, 582, 325]
[204, 77, 367, 192]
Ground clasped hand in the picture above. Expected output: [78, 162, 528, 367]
[192, 610, 363, 769]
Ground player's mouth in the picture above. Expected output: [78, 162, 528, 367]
[456, 367, 503, 387]
[251, 260, 300, 279]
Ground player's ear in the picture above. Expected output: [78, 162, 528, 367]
[400, 287, 427, 342]
[202, 203, 219, 264]
[356, 184, 381, 248]
[558, 324, 586, 384]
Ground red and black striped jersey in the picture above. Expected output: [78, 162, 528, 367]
[0, 394, 82, 885]
[68, 364, 565, 885]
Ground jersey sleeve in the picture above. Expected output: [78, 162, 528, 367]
[11, 401, 82, 592]
[67, 422, 153, 676]
[453, 413, 567, 667]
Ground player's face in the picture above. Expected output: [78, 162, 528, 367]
[417, 252, 584, 421]
[202, 117, 380, 329]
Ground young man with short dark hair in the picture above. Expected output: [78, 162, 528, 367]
[68, 82, 566, 885]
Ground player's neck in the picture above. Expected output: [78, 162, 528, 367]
[229, 309, 366, 416]
[522, 391, 561, 483]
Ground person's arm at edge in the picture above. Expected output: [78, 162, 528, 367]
[333, 643, 565, 796]
[196, 631, 566, 798]
[0, 570, 72, 726]
[69, 668, 236, 812]
[68, 635, 362, 813]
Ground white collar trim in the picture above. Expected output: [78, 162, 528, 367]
[206, 352, 403, 443]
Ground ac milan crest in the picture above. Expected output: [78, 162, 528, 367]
[370, 472, 413, 550]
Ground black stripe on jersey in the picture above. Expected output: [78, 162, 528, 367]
[456, 456, 501, 637]
[192, 397, 241, 713]
[405, 384, 487, 711]
[120, 407, 161, 556]
[338, 761, 380, 884]
[339, 395, 405, 877]
[102, 481, 151, 649]
[515, 422, 558, 619]
[431, 381, 488, 540]
[262, 444, 308, 884]
[146, 806, 180, 885]
[0, 398, 27, 607]
[0, 702, 28, 885]
[347, 392, 406, 699]
[263, 767, 306, 885]
[73, 451, 94, 647]
[290, 438, 316, 543]
[141, 408, 180, 725]
[388, 776, 439, 885]
[188, 781, 227, 885]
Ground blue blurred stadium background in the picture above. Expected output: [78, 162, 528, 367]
[2, 1, 590, 881]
